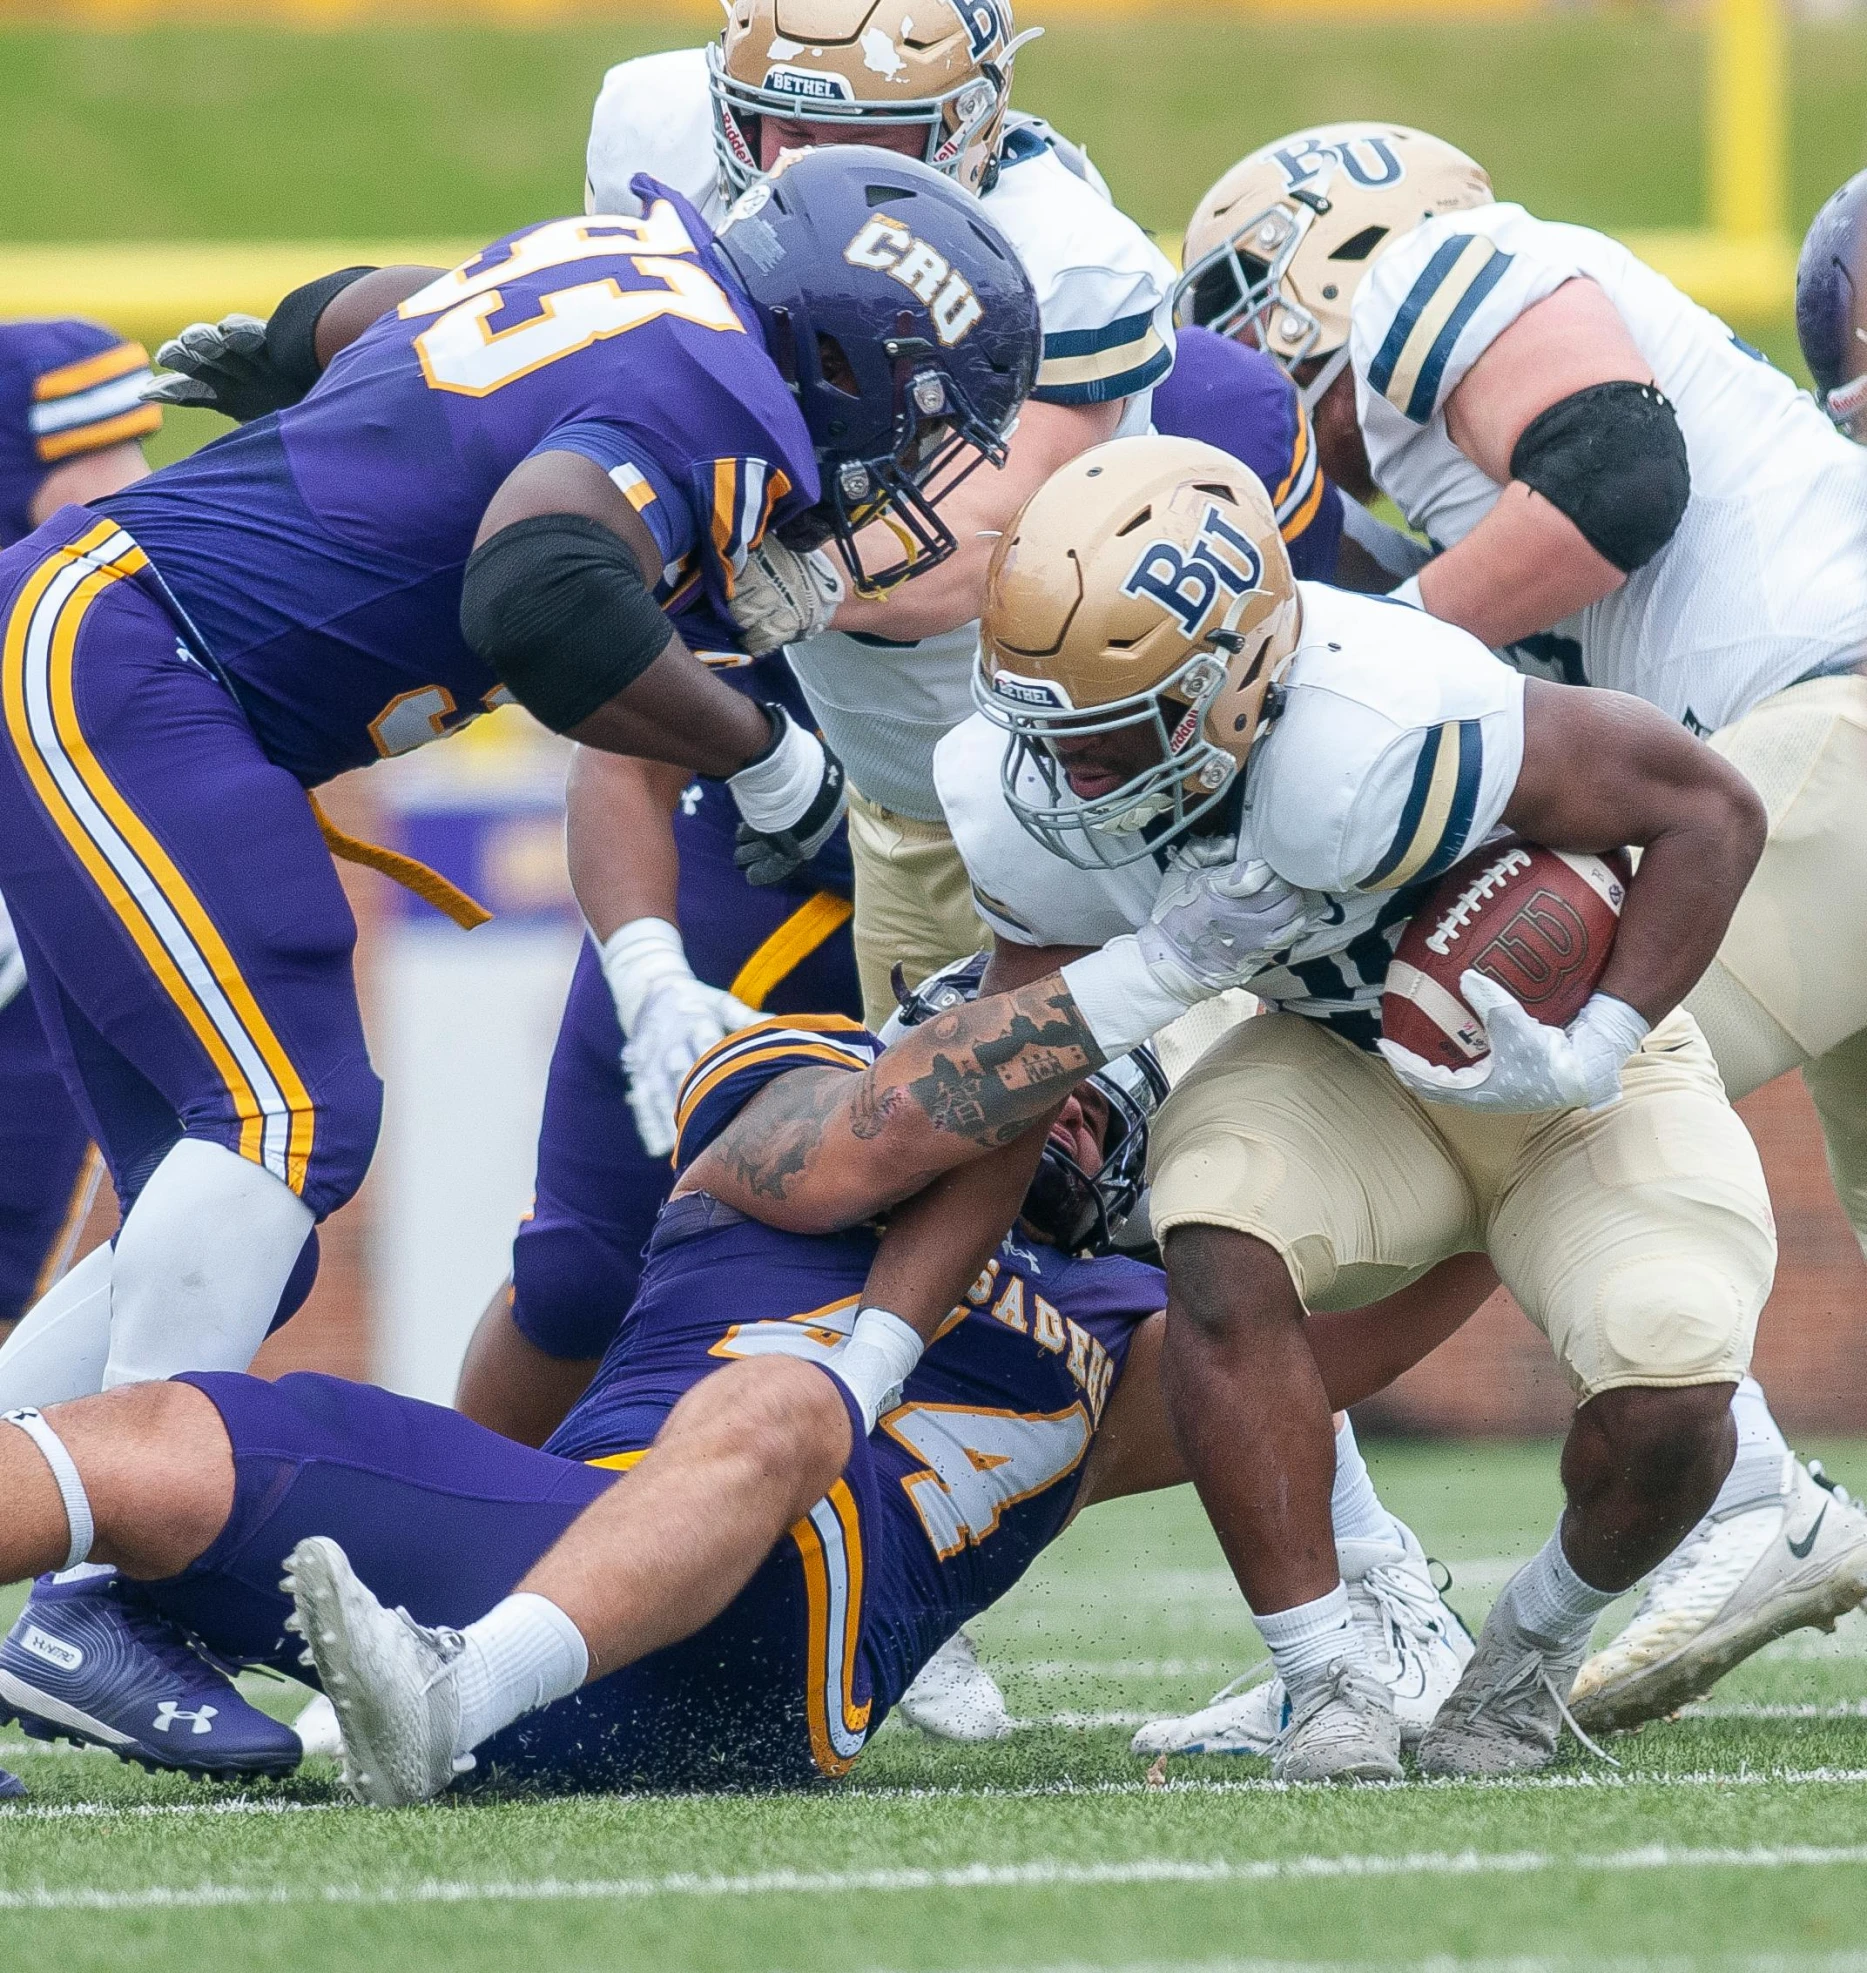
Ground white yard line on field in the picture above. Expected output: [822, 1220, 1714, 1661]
[5, 1844, 1867, 1913]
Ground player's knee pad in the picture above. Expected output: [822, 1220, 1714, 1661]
[510, 1214, 642, 1361]
[1510, 381, 1689, 572]
[3, 1406, 93, 1568]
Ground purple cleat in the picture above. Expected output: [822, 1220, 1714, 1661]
[0, 1574, 302, 1780]
[0, 1767, 23, 1801]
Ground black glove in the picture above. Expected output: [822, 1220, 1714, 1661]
[144, 266, 378, 423]
[728, 705, 848, 887]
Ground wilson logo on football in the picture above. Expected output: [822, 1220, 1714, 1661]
[843, 215, 984, 345]
[1120, 504, 1265, 637]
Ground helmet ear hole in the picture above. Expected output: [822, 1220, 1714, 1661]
[1328, 224, 1388, 261]
[817, 334, 861, 397]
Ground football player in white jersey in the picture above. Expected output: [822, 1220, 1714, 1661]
[936, 434, 1777, 1778]
[583, 0, 1177, 1025]
[1173, 122, 1867, 1736]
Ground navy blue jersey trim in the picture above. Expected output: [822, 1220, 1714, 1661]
[1401, 250, 1513, 423]
[1040, 310, 1160, 361]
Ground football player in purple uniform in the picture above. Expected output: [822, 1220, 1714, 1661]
[0, 150, 1038, 1776]
[0, 320, 163, 1803]
[0, 994, 1170, 1795]
[1798, 168, 1867, 443]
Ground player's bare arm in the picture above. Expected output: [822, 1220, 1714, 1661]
[1417, 280, 1656, 646]
[563, 746, 691, 938]
[831, 397, 1124, 638]
[1504, 678, 1767, 1024]
[676, 976, 1105, 1232]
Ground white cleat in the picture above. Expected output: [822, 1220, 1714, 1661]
[1130, 1522, 1473, 1758]
[1571, 1454, 1867, 1734]
[896, 1629, 1013, 1742]
[281, 1537, 474, 1807]
[1415, 1588, 1595, 1778]
[1270, 1661, 1402, 1784]
[293, 1691, 345, 1762]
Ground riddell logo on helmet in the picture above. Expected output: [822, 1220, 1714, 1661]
[1121, 504, 1264, 637]
[843, 214, 985, 345]
[1270, 135, 1405, 192]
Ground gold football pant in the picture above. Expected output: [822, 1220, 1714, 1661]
[1685, 671, 1867, 1259]
[845, 788, 993, 1030]
[1147, 1010, 1777, 1401]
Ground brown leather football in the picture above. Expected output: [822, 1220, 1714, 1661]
[1382, 837, 1632, 1069]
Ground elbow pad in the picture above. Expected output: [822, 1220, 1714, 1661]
[1508, 380, 1689, 573]
[460, 514, 674, 734]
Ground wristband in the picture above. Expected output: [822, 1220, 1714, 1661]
[1570, 991, 1650, 1059]
[831, 1306, 925, 1435]
[597, 917, 693, 1036]
[1060, 937, 1199, 1058]
[726, 704, 824, 833]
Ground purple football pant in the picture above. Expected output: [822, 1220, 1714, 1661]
[0, 987, 96, 1323]
[154, 1366, 882, 1791]
[0, 510, 380, 1221]
[512, 841, 858, 1362]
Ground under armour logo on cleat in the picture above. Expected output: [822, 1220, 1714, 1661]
[1788, 1504, 1829, 1560]
[151, 1701, 219, 1736]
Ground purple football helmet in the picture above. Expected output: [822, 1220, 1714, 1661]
[713, 145, 1039, 593]
[1796, 168, 1867, 441]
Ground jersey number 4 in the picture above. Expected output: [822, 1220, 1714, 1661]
[884, 1401, 1091, 1561]
[397, 211, 744, 398]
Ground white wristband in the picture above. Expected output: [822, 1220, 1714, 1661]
[831, 1306, 924, 1435]
[726, 708, 823, 833]
[1060, 937, 1203, 1058]
[1389, 574, 1425, 610]
[597, 917, 693, 1037]
[1571, 991, 1651, 1061]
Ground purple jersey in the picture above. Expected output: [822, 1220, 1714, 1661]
[1151, 325, 1343, 581]
[97, 192, 819, 786]
[0, 320, 159, 548]
[547, 1017, 1167, 1704]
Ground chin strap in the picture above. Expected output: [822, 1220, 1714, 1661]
[1298, 342, 1353, 416]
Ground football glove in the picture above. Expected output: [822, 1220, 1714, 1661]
[1378, 972, 1650, 1113]
[599, 918, 759, 1157]
[145, 314, 326, 424]
[729, 704, 847, 886]
[1136, 848, 1317, 997]
[729, 539, 845, 656]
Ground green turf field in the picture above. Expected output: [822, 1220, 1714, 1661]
[6, 1437, 1867, 1972]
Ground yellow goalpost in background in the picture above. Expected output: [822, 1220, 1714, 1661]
[0, 0, 1802, 346]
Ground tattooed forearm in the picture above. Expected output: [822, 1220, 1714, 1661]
[899, 984, 1104, 1145]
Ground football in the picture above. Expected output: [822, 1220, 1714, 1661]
[1381, 837, 1632, 1069]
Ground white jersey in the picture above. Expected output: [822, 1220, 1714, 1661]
[1350, 202, 1867, 734]
[585, 47, 1178, 819]
[935, 583, 1525, 1044]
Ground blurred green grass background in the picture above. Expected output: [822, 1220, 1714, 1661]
[2, 11, 1863, 386]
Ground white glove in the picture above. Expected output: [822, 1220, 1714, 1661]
[599, 918, 759, 1156]
[1136, 852, 1318, 998]
[1377, 971, 1650, 1114]
[729, 539, 845, 656]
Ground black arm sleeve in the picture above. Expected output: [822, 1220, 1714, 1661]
[264, 266, 380, 402]
[460, 513, 676, 735]
[1508, 380, 1690, 574]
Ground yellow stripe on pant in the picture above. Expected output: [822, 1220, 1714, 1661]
[792, 1478, 871, 1776]
[728, 890, 854, 1011]
[0, 520, 319, 1193]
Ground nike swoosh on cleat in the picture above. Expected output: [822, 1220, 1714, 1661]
[1788, 1504, 1829, 1560]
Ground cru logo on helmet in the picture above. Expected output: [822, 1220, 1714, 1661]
[844, 214, 985, 345]
[1269, 133, 1405, 193]
[1121, 506, 1265, 638]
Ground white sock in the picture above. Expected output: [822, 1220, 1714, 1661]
[450, 1592, 590, 1760]
[0, 1244, 113, 1411]
[102, 1139, 314, 1387]
[1253, 1583, 1360, 1703]
[1706, 1375, 1792, 1519]
[1330, 1415, 1398, 1545]
[1508, 1528, 1619, 1649]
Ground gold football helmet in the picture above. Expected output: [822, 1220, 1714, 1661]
[1177, 123, 1491, 406]
[709, 0, 1040, 199]
[976, 435, 1300, 869]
